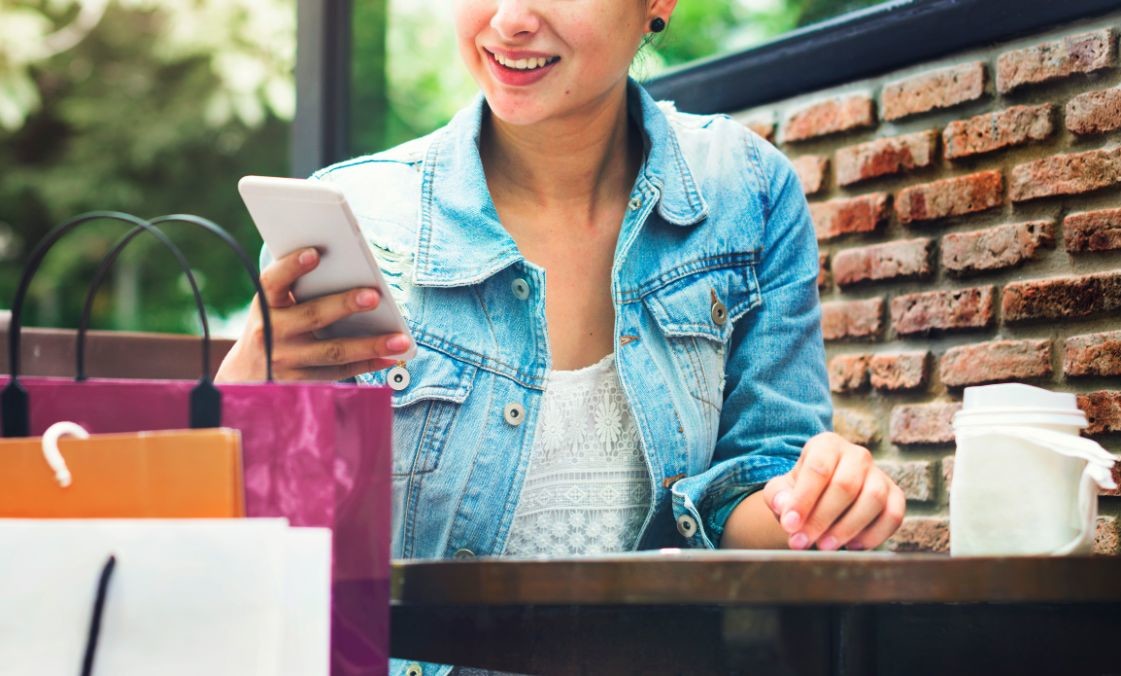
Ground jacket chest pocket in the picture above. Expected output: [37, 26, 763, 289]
[368, 344, 477, 476]
[642, 257, 761, 413]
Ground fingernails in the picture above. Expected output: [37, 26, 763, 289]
[781, 510, 801, 533]
[356, 289, 379, 307]
[387, 334, 411, 352]
[846, 542, 864, 551]
[298, 249, 317, 267]
[773, 490, 792, 513]
[818, 536, 838, 551]
[789, 533, 809, 550]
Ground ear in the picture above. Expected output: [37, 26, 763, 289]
[648, 0, 679, 23]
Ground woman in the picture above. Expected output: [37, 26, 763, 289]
[219, 0, 903, 558]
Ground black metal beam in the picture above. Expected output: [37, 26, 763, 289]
[645, 0, 1121, 114]
[292, 0, 352, 178]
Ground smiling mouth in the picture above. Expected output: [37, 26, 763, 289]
[487, 50, 561, 71]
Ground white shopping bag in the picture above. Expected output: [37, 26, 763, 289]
[0, 519, 330, 676]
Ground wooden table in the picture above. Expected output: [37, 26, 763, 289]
[391, 550, 1121, 675]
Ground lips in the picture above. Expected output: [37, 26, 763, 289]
[483, 48, 561, 87]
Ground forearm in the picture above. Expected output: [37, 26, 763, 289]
[718, 490, 790, 549]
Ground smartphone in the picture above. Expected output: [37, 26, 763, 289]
[237, 175, 416, 360]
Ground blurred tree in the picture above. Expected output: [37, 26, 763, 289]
[0, 0, 294, 333]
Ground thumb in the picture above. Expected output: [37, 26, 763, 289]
[761, 472, 797, 518]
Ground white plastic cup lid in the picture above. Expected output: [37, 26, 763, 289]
[956, 383, 1087, 429]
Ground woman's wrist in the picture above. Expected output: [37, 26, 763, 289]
[718, 489, 791, 549]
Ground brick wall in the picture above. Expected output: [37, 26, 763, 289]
[732, 14, 1121, 554]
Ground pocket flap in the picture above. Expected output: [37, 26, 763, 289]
[643, 261, 760, 343]
[367, 342, 477, 407]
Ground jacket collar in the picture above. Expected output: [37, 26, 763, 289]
[413, 78, 707, 287]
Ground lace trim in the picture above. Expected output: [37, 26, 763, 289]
[503, 353, 651, 558]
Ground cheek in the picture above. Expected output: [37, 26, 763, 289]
[453, 2, 488, 66]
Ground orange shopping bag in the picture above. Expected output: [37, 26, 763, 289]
[0, 424, 244, 518]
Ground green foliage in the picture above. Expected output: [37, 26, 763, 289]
[0, 1, 293, 333]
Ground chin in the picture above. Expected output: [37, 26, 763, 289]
[482, 89, 560, 127]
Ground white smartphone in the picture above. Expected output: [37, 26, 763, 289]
[237, 175, 416, 360]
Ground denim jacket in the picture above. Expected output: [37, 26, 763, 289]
[305, 78, 830, 675]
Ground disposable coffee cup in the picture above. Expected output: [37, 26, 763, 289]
[950, 383, 1117, 556]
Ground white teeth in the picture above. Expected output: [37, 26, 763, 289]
[492, 52, 555, 70]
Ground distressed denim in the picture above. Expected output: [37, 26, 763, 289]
[291, 78, 831, 676]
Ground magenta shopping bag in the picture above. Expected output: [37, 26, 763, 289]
[2, 212, 393, 676]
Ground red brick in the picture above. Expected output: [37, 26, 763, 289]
[1107, 462, 1121, 499]
[809, 193, 890, 241]
[828, 353, 870, 393]
[745, 118, 775, 143]
[882, 62, 987, 122]
[821, 298, 884, 342]
[943, 104, 1054, 160]
[1002, 272, 1121, 322]
[942, 455, 955, 493]
[782, 94, 876, 143]
[832, 238, 933, 287]
[996, 29, 1118, 94]
[1094, 516, 1121, 556]
[877, 460, 937, 502]
[1078, 390, 1121, 436]
[1064, 331, 1121, 377]
[833, 408, 880, 447]
[885, 516, 949, 553]
[890, 287, 995, 336]
[941, 220, 1054, 275]
[895, 170, 1003, 224]
[1067, 85, 1121, 136]
[834, 130, 938, 187]
[869, 351, 929, 391]
[1065, 208, 1121, 253]
[939, 339, 1053, 388]
[890, 402, 962, 445]
[791, 154, 829, 195]
[1009, 146, 1121, 202]
[818, 253, 831, 291]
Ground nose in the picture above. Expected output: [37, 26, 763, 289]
[490, 0, 540, 41]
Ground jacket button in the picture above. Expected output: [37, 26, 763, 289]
[453, 548, 475, 559]
[676, 514, 698, 539]
[511, 277, 530, 300]
[406, 663, 423, 676]
[503, 402, 526, 426]
[710, 300, 728, 326]
[628, 196, 643, 211]
[387, 365, 410, 391]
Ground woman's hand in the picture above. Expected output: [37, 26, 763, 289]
[761, 432, 905, 551]
[215, 248, 411, 383]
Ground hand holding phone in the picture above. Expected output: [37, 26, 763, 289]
[214, 176, 415, 384]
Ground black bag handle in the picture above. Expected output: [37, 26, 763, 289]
[80, 555, 116, 676]
[2, 211, 275, 437]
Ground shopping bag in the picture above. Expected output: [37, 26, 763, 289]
[0, 424, 245, 518]
[2, 212, 392, 675]
[0, 518, 331, 676]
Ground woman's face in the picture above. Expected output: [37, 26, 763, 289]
[454, 0, 658, 126]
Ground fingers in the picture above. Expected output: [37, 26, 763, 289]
[259, 248, 319, 308]
[790, 445, 873, 549]
[287, 358, 399, 382]
[816, 471, 890, 551]
[273, 287, 382, 339]
[846, 484, 906, 551]
[276, 333, 413, 370]
[778, 435, 842, 538]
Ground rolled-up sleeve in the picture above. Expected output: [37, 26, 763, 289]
[671, 132, 833, 549]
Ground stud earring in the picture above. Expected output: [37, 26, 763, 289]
[650, 17, 666, 33]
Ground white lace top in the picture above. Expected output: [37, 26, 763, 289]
[501, 353, 652, 557]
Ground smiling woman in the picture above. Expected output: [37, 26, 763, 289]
[218, 1, 905, 674]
